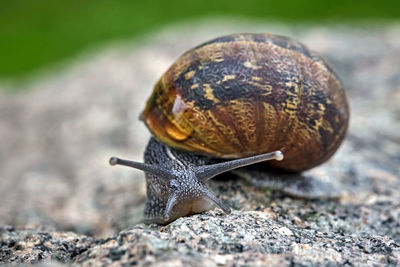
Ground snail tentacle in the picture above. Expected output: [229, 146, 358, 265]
[203, 189, 231, 214]
[163, 193, 177, 221]
[109, 156, 175, 181]
[195, 151, 284, 182]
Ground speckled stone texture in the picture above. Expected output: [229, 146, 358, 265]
[0, 20, 399, 266]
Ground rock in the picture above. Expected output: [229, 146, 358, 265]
[2, 210, 399, 265]
[0, 20, 399, 265]
[0, 226, 95, 264]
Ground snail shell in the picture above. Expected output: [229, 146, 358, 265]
[141, 33, 349, 172]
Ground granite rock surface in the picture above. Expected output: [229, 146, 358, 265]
[0, 21, 399, 265]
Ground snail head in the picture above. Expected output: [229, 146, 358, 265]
[109, 150, 283, 223]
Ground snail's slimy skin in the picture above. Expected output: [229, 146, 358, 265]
[142, 138, 286, 224]
[143, 137, 215, 224]
[138, 138, 340, 224]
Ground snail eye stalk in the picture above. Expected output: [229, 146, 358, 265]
[109, 151, 283, 183]
[194, 151, 283, 182]
[109, 157, 175, 181]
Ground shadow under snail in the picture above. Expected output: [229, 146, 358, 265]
[109, 33, 349, 224]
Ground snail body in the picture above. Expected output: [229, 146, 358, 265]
[110, 33, 349, 224]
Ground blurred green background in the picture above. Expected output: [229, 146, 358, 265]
[1, 0, 400, 83]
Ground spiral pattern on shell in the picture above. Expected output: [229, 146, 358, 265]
[141, 33, 349, 172]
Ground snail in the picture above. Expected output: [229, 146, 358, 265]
[109, 33, 349, 224]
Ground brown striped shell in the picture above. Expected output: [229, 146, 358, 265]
[141, 33, 349, 172]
